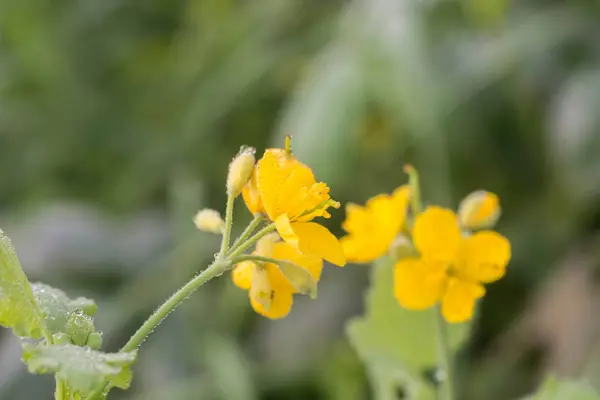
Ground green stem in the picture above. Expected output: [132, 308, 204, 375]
[54, 377, 66, 400]
[228, 214, 262, 256]
[88, 220, 272, 400]
[121, 259, 230, 352]
[404, 165, 422, 215]
[434, 305, 455, 400]
[218, 193, 235, 259]
[227, 224, 276, 260]
[233, 254, 282, 264]
[87, 259, 232, 400]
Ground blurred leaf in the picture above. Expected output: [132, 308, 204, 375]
[347, 258, 471, 399]
[31, 282, 97, 336]
[22, 343, 137, 395]
[523, 376, 600, 400]
[0, 229, 44, 339]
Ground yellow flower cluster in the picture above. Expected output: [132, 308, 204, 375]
[341, 172, 510, 323]
[219, 139, 510, 324]
[231, 144, 346, 319]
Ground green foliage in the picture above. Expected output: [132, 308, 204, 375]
[22, 343, 137, 396]
[0, 230, 45, 339]
[523, 376, 600, 400]
[31, 282, 97, 336]
[347, 258, 471, 399]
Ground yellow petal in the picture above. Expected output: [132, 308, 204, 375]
[256, 149, 301, 221]
[250, 266, 273, 311]
[249, 287, 293, 319]
[232, 261, 254, 290]
[269, 242, 322, 297]
[456, 231, 511, 283]
[242, 168, 264, 215]
[270, 242, 323, 282]
[274, 214, 299, 248]
[340, 186, 410, 264]
[282, 221, 346, 266]
[391, 185, 411, 211]
[340, 235, 383, 264]
[441, 277, 485, 323]
[393, 258, 446, 310]
[413, 206, 461, 263]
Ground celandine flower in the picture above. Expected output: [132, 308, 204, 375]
[340, 186, 411, 263]
[232, 234, 322, 319]
[394, 206, 511, 323]
[242, 147, 346, 266]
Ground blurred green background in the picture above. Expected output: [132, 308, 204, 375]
[1, 0, 600, 398]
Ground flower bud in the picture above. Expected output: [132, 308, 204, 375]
[51, 332, 71, 345]
[193, 209, 225, 234]
[65, 310, 95, 347]
[86, 331, 103, 350]
[389, 234, 416, 261]
[227, 146, 256, 197]
[458, 190, 501, 230]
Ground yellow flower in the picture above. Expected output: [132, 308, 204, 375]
[231, 234, 323, 319]
[394, 206, 511, 323]
[244, 148, 346, 266]
[340, 186, 411, 263]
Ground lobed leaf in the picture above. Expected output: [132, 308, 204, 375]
[31, 282, 97, 335]
[22, 343, 137, 396]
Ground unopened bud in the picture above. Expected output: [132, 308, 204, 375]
[458, 190, 501, 230]
[389, 235, 416, 261]
[65, 310, 95, 347]
[227, 146, 256, 197]
[51, 332, 71, 345]
[86, 331, 103, 350]
[193, 209, 225, 234]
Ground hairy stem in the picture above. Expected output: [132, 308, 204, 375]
[434, 305, 455, 400]
[218, 193, 235, 259]
[228, 214, 262, 256]
[121, 259, 230, 352]
[227, 224, 276, 260]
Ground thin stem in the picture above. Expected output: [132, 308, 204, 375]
[434, 305, 455, 400]
[121, 259, 230, 352]
[87, 259, 231, 400]
[227, 223, 276, 260]
[54, 378, 65, 400]
[233, 254, 282, 264]
[88, 220, 271, 400]
[404, 164, 422, 215]
[228, 214, 262, 256]
[218, 193, 235, 259]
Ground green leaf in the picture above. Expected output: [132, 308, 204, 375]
[31, 282, 97, 335]
[22, 343, 137, 396]
[523, 376, 600, 400]
[0, 229, 44, 338]
[347, 258, 471, 400]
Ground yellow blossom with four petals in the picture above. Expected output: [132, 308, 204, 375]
[232, 234, 323, 319]
[242, 148, 346, 267]
[393, 206, 511, 323]
[340, 186, 411, 263]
